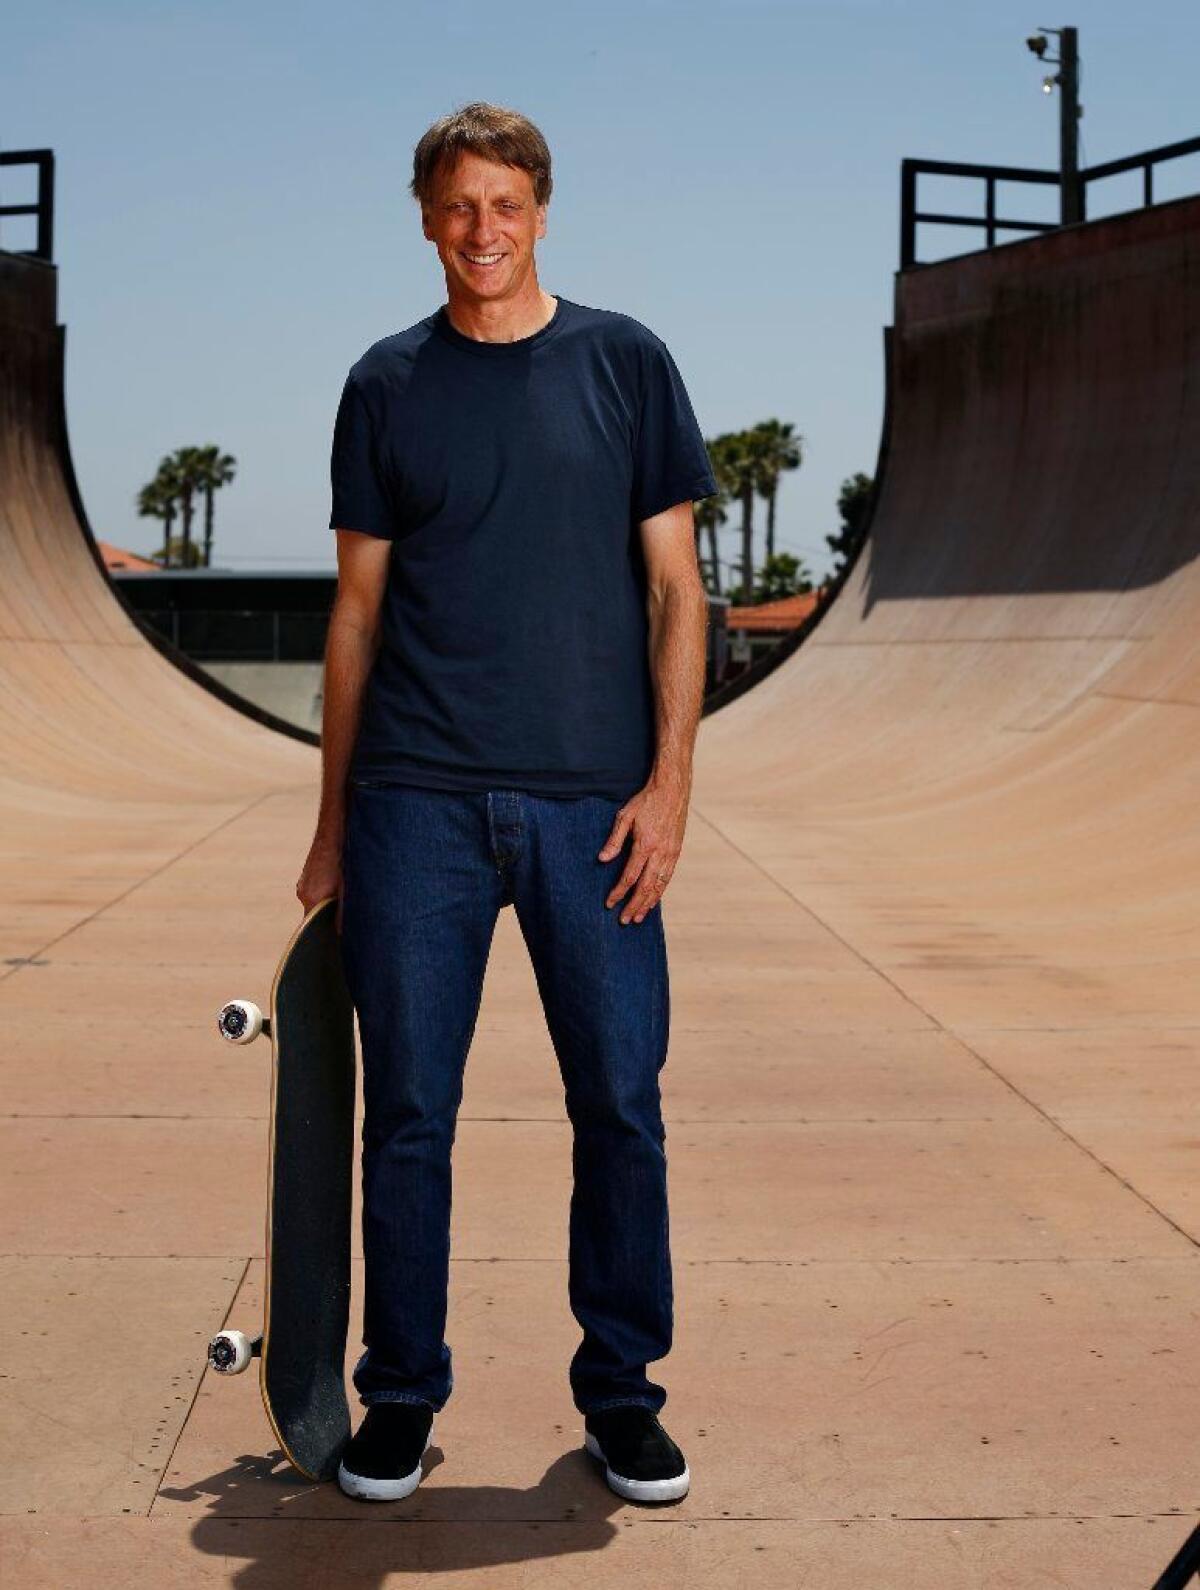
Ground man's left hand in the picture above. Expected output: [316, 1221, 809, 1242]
[598, 771, 691, 924]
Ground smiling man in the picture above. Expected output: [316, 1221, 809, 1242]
[300, 100, 717, 1506]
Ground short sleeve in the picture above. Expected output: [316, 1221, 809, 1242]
[631, 335, 718, 523]
[328, 372, 395, 539]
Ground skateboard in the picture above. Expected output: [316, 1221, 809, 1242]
[206, 895, 358, 1481]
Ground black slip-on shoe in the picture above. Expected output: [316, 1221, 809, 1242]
[337, 1402, 435, 1501]
[583, 1405, 690, 1502]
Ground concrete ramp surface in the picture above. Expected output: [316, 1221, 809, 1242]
[2, 197, 1199, 1586]
[696, 195, 1200, 1035]
[0, 253, 311, 817]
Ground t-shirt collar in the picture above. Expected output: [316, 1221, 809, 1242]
[433, 295, 569, 356]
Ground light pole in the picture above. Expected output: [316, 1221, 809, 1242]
[1026, 24, 1084, 225]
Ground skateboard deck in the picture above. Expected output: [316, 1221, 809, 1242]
[208, 895, 357, 1481]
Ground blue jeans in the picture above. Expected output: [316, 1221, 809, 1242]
[338, 781, 673, 1417]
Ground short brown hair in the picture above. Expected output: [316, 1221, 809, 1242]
[411, 101, 553, 210]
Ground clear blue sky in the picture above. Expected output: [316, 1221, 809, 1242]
[4, 1, 1198, 583]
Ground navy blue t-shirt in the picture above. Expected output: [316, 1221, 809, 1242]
[328, 294, 718, 799]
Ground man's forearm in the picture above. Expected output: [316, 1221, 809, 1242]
[316, 605, 380, 843]
[647, 583, 709, 787]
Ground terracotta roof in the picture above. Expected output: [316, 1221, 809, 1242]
[97, 539, 162, 572]
[725, 589, 823, 632]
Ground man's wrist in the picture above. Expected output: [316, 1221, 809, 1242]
[649, 756, 693, 792]
[315, 806, 346, 844]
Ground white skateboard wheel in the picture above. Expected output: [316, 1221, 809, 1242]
[208, 1330, 255, 1375]
[216, 1000, 263, 1044]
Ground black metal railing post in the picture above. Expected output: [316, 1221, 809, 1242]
[0, 148, 55, 261]
[900, 159, 918, 270]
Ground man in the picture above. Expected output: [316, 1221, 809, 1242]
[299, 101, 717, 1506]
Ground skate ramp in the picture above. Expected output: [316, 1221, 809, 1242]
[0, 251, 314, 813]
[0, 248, 314, 953]
[696, 194, 1200, 1035]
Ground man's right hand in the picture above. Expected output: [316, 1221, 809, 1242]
[297, 832, 345, 930]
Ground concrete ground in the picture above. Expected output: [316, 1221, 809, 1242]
[3, 779, 1197, 1587]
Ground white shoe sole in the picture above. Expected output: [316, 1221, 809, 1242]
[583, 1429, 690, 1501]
[338, 1431, 433, 1501]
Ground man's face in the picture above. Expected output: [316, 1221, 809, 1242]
[423, 151, 547, 303]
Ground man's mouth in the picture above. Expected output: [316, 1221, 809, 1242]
[462, 251, 505, 269]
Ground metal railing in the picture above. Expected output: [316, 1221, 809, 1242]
[139, 609, 331, 663]
[901, 133, 1200, 268]
[1084, 132, 1200, 207]
[0, 148, 55, 262]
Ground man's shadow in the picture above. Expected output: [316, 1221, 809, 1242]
[159, 1434, 684, 1586]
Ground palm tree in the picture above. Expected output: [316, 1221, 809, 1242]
[693, 485, 729, 597]
[706, 434, 740, 595]
[826, 472, 874, 576]
[164, 446, 208, 566]
[752, 420, 804, 561]
[710, 429, 774, 600]
[136, 474, 178, 567]
[194, 444, 237, 567]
